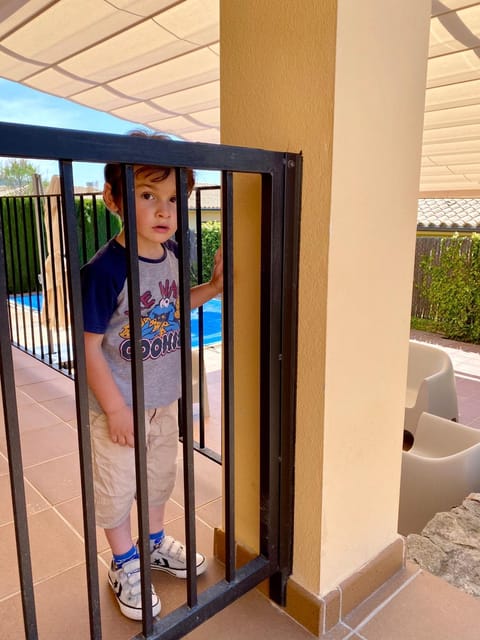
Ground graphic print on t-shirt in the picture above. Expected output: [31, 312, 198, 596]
[118, 279, 180, 360]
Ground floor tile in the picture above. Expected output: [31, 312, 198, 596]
[11, 348, 40, 369]
[171, 452, 222, 508]
[184, 589, 316, 639]
[13, 364, 63, 387]
[6, 336, 480, 639]
[15, 388, 36, 407]
[55, 496, 110, 554]
[24, 452, 81, 504]
[196, 497, 223, 529]
[15, 423, 78, 468]
[0, 452, 9, 476]
[0, 508, 85, 599]
[16, 402, 69, 432]
[42, 394, 78, 422]
[0, 588, 25, 639]
[16, 376, 74, 403]
[358, 570, 480, 640]
[322, 622, 358, 639]
[0, 474, 49, 525]
[343, 562, 421, 630]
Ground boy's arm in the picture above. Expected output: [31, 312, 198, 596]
[84, 331, 135, 447]
[190, 247, 223, 309]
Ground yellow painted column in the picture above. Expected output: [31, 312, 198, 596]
[221, 0, 430, 598]
[221, 0, 336, 569]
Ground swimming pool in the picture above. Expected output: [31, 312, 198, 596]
[9, 293, 222, 348]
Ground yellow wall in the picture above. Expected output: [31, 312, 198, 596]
[321, 0, 431, 592]
[221, 0, 430, 596]
[221, 0, 337, 562]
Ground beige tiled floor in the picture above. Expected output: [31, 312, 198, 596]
[2, 338, 480, 638]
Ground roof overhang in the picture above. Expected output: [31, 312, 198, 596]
[1, 1, 480, 195]
[0, 0, 220, 143]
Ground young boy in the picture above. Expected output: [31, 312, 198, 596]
[80, 133, 223, 620]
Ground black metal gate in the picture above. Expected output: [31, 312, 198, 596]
[0, 122, 302, 639]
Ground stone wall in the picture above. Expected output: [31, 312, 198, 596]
[407, 493, 480, 597]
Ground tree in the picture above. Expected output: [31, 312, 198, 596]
[0, 158, 39, 193]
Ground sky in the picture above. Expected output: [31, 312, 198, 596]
[0, 78, 216, 188]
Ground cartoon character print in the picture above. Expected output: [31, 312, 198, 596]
[118, 280, 181, 361]
[140, 297, 180, 339]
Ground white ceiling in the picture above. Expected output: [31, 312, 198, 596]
[0, 0, 220, 142]
[1, 1, 480, 194]
[423, 1, 480, 194]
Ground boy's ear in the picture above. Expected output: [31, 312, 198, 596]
[103, 182, 119, 212]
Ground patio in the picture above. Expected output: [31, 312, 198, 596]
[1, 331, 480, 638]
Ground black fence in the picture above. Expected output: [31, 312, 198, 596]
[2, 185, 221, 461]
[0, 122, 302, 640]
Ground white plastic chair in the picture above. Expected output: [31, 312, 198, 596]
[404, 341, 458, 432]
[398, 412, 480, 535]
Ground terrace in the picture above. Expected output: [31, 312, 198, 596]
[3, 336, 480, 639]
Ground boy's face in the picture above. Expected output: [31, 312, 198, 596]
[105, 167, 177, 259]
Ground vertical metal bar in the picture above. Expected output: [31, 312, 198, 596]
[31, 174, 45, 283]
[6, 204, 17, 343]
[79, 196, 88, 265]
[195, 188, 206, 449]
[29, 194, 46, 358]
[45, 195, 61, 361]
[1, 198, 13, 340]
[22, 197, 37, 355]
[36, 196, 48, 361]
[0, 194, 38, 640]
[269, 154, 303, 605]
[176, 167, 198, 607]
[259, 171, 283, 574]
[59, 161, 103, 640]
[120, 164, 154, 638]
[92, 194, 101, 253]
[51, 195, 63, 358]
[222, 171, 236, 582]
[57, 193, 73, 373]
[12, 197, 29, 350]
[42, 197, 53, 362]
[105, 197, 113, 241]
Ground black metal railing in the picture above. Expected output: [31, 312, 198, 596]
[0, 122, 302, 640]
[1, 185, 221, 459]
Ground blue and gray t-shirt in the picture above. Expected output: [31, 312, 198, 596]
[80, 238, 181, 411]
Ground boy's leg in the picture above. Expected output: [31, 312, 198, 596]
[104, 504, 161, 621]
[146, 404, 207, 578]
[148, 503, 166, 535]
[90, 409, 160, 620]
[105, 513, 134, 555]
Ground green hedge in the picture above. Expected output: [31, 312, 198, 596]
[420, 233, 480, 342]
[191, 220, 221, 285]
[75, 197, 121, 266]
[1, 195, 120, 295]
[1, 197, 41, 295]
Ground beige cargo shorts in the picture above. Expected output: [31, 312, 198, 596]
[89, 401, 178, 529]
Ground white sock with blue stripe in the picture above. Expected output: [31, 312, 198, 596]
[149, 529, 165, 551]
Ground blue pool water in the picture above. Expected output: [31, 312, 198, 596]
[10, 292, 42, 311]
[190, 297, 222, 348]
[10, 293, 222, 347]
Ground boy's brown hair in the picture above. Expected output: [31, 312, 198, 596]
[104, 129, 195, 208]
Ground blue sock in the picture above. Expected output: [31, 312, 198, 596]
[113, 545, 138, 568]
[149, 529, 165, 549]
